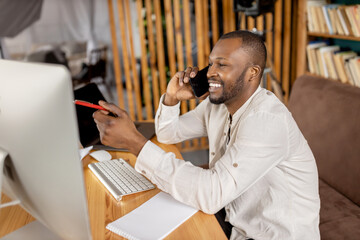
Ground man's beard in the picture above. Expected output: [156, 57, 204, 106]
[209, 68, 247, 105]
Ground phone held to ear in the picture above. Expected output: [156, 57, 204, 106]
[189, 66, 209, 97]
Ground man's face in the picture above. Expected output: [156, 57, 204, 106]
[207, 38, 251, 105]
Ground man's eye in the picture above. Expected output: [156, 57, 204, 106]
[219, 63, 227, 67]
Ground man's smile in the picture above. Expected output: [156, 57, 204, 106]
[209, 82, 223, 93]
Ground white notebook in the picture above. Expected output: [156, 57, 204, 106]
[106, 192, 198, 240]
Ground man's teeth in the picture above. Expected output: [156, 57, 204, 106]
[209, 83, 221, 88]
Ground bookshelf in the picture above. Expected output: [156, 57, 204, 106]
[307, 32, 360, 41]
[296, 0, 360, 87]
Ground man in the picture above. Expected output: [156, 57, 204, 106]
[93, 30, 320, 239]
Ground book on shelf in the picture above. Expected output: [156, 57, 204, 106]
[306, 41, 327, 74]
[332, 7, 345, 35]
[337, 6, 352, 36]
[307, 3, 360, 37]
[348, 57, 360, 87]
[322, 6, 332, 34]
[319, 45, 340, 78]
[306, 42, 360, 87]
[354, 57, 360, 86]
[324, 50, 339, 79]
[317, 5, 329, 33]
[325, 4, 341, 35]
[345, 5, 360, 37]
[307, 1, 326, 32]
[333, 51, 357, 84]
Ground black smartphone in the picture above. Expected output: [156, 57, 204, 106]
[189, 66, 209, 97]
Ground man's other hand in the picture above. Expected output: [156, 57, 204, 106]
[93, 101, 147, 156]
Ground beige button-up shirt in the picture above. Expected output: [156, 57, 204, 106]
[135, 87, 320, 240]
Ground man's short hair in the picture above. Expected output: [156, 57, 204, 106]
[220, 30, 267, 75]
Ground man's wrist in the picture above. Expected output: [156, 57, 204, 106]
[163, 93, 179, 106]
[129, 135, 148, 157]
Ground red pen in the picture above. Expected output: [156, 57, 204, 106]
[74, 100, 107, 111]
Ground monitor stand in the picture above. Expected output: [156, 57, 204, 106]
[0, 149, 61, 239]
[0, 221, 62, 240]
[0, 148, 20, 209]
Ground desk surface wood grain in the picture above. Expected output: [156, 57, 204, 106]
[0, 138, 226, 239]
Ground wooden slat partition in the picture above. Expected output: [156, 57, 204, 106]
[210, 0, 219, 45]
[183, 0, 195, 112]
[183, 0, 200, 150]
[202, 0, 211, 58]
[174, 0, 186, 116]
[107, 0, 124, 110]
[233, 0, 292, 102]
[281, 0, 292, 103]
[164, 0, 177, 77]
[265, 12, 274, 90]
[223, 0, 236, 33]
[273, 0, 283, 92]
[195, 0, 205, 69]
[107, 0, 293, 152]
[135, 0, 152, 120]
[116, 0, 135, 119]
[145, 0, 160, 112]
[124, 0, 143, 120]
[153, 1, 167, 96]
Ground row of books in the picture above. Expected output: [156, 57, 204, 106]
[306, 41, 360, 87]
[307, 1, 360, 37]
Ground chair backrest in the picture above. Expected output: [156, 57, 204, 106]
[288, 75, 360, 206]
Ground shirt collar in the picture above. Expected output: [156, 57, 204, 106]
[231, 85, 262, 121]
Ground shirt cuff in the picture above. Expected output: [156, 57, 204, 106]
[135, 140, 164, 181]
[158, 94, 181, 116]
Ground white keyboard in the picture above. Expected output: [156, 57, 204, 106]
[88, 158, 155, 201]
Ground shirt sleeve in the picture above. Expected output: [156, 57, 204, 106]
[137, 109, 289, 215]
[155, 94, 208, 144]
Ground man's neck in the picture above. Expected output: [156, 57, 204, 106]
[225, 85, 258, 116]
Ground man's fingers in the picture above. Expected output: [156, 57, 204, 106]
[190, 67, 199, 78]
[98, 101, 125, 117]
[183, 67, 192, 84]
[178, 71, 186, 87]
[93, 110, 111, 124]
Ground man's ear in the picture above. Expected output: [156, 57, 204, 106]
[248, 65, 261, 81]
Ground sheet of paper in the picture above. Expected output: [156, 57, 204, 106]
[106, 192, 198, 240]
[79, 146, 93, 161]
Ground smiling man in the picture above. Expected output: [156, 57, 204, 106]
[93, 30, 320, 240]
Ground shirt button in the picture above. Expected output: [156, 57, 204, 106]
[211, 152, 215, 156]
[224, 132, 226, 136]
[266, 91, 272, 95]
[233, 163, 238, 168]
[141, 170, 146, 175]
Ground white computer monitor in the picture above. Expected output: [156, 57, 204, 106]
[0, 60, 92, 239]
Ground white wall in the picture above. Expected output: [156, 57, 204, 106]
[3, 0, 125, 58]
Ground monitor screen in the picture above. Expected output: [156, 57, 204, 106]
[0, 60, 92, 239]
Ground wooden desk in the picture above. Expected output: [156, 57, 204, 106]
[0, 138, 226, 239]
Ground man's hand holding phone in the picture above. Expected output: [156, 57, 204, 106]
[164, 66, 209, 106]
